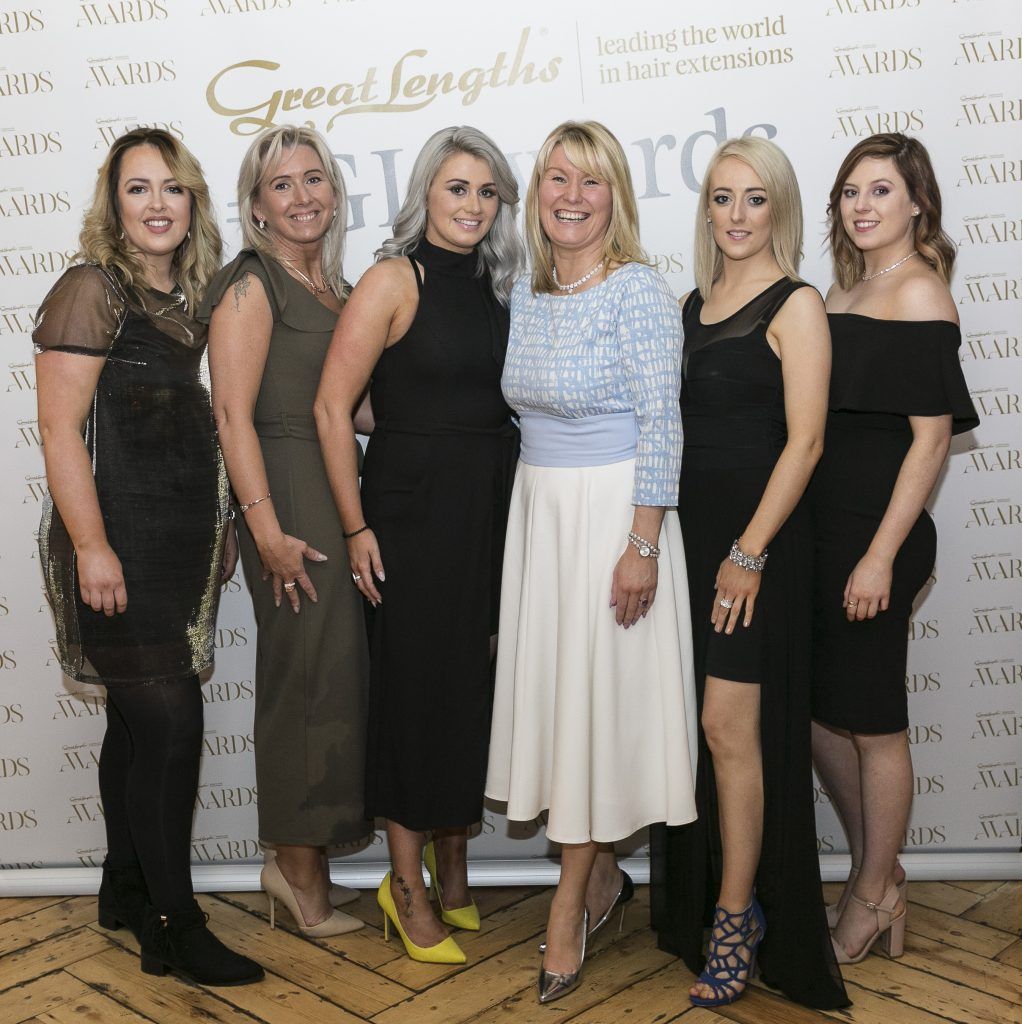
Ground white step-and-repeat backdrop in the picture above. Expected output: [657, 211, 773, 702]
[1, 0, 1019, 885]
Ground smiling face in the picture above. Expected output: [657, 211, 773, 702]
[839, 155, 919, 255]
[707, 156, 773, 265]
[116, 143, 191, 280]
[538, 144, 613, 262]
[253, 143, 336, 250]
[424, 151, 499, 254]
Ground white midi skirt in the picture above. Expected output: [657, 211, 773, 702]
[486, 458, 698, 844]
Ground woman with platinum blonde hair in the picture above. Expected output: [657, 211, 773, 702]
[485, 120, 698, 1004]
[201, 124, 370, 939]
[315, 125, 524, 965]
[650, 136, 848, 1010]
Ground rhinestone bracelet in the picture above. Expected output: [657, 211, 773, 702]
[238, 492, 271, 514]
[729, 539, 767, 573]
[628, 531, 661, 559]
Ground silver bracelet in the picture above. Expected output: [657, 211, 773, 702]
[729, 539, 767, 572]
[238, 492, 271, 514]
[628, 531, 660, 559]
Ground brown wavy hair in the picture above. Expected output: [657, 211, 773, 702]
[77, 128, 222, 311]
[827, 133, 955, 290]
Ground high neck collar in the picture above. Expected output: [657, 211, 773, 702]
[413, 235, 480, 276]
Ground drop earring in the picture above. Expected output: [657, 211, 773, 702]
[257, 219, 266, 230]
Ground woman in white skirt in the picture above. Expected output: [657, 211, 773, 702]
[485, 120, 698, 1004]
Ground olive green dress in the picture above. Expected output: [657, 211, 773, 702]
[198, 250, 369, 846]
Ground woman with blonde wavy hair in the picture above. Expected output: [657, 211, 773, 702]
[201, 124, 370, 940]
[485, 120, 698, 1003]
[34, 128, 262, 986]
[649, 136, 848, 1011]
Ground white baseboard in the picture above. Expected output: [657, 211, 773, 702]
[1, 852, 1019, 897]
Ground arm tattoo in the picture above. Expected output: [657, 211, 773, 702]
[232, 274, 251, 312]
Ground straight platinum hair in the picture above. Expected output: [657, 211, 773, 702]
[376, 125, 524, 304]
[694, 137, 804, 301]
[237, 125, 348, 296]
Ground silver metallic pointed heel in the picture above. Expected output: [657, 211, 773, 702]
[537, 908, 588, 1004]
[588, 869, 634, 944]
[539, 868, 634, 952]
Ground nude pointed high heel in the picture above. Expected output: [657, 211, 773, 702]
[260, 860, 364, 937]
[830, 881, 906, 964]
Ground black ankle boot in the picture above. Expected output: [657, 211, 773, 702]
[139, 901, 264, 986]
[97, 860, 149, 939]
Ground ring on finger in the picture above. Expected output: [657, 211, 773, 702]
[848, 599, 858, 607]
[719, 597, 733, 609]
[640, 597, 649, 606]
[352, 573, 362, 582]
[283, 581, 297, 592]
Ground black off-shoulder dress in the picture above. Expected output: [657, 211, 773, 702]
[809, 315, 978, 733]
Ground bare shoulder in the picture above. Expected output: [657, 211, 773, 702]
[823, 281, 847, 309]
[357, 256, 416, 293]
[773, 283, 827, 330]
[890, 268, 958, 324]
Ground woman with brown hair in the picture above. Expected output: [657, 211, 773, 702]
[34, 128, 262, 985]
[810, 133, 978, 963]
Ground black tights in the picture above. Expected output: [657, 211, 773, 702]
[98, 676, 203, 912]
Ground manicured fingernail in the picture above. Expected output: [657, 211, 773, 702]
[317, 553, 328, 561]
[377, 570, 385, 581]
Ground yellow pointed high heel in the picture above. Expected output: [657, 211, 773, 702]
[377, 873, 466, 964]
[424, 841, 480, 931]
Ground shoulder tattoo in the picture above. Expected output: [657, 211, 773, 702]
[232, 274, 252, 312]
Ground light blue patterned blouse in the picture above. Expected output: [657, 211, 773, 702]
[502, 262, 683, 506]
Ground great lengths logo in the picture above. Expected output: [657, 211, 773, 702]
[206, 28, 562, 135]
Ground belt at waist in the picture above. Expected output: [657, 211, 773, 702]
[373, 418, 517, 438]
[254, 412, 318, 441]
[519, 410, 637, 467]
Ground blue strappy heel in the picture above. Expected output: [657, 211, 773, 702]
[689, 897, 766, 1007]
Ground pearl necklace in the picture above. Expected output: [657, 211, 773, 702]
[278, 256, 331, 295]
[553, 261, 604, 293]
[861, 251, 917, 282]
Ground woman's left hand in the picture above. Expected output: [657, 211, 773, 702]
[221, 521, 239, 583]
[712, 557, 761, 634]
[611, 547, 657, 628]
[843, 551, 892, 621]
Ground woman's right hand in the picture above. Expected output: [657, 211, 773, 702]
[77, 541, 127, 616]
[347, 529, 385, 607]
[256, 532, 326, 612]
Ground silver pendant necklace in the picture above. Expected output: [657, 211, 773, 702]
[862, 250, 917, 282]
[553, 261, 604, 293]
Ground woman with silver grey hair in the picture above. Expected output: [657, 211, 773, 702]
[315, 124, 524, 965]
[200, 124, 370, 938]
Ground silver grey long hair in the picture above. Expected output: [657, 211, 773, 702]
[375, 126, 524, 304]
[237, 124, 348, 296]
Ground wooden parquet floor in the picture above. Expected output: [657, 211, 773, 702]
[0, 879, 1019, 1024]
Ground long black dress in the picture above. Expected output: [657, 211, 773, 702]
[809, 315, 978, 732]
[650, 279, 848, 1010]
[35, 264, 228, 684]
[362, 237, 517, 830]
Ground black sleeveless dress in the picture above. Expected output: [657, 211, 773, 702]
[361, 237, 518, 830]
[809, 315, 978, 733]
[650, 278, 848, 1010]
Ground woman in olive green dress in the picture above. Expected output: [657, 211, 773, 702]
[202, 125, 369, 937]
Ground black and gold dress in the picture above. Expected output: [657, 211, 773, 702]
[35, 264, 229, 685]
